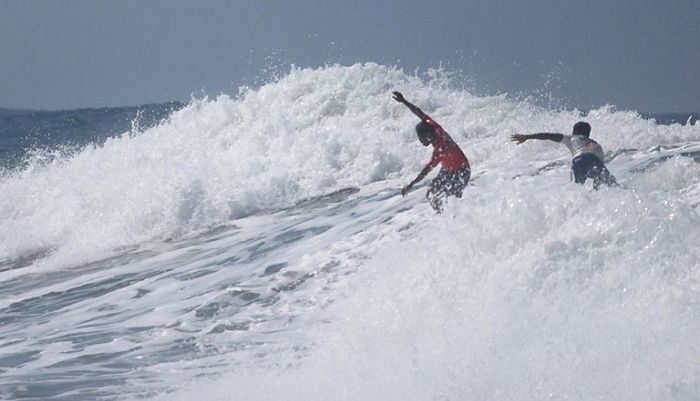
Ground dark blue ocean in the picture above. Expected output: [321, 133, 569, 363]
[1, 64, 699, 401]
[0, 102, 183, 170]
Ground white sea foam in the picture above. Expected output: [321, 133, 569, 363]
[1, 64, 699, 400]
[157, 158, 700, 401]
[1, 63, 698, 270]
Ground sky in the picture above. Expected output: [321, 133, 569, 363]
[1, 0, 698, 112]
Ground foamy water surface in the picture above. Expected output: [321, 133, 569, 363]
[1, 64, 699, 401]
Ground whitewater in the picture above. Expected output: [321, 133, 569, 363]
[1, 63, 699, 400]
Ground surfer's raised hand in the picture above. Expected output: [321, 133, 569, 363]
[401, 184, 412, 196]
[392, 91, 405, 103]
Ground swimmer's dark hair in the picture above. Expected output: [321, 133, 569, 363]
[573, 121, 591, 137]
[415, 121, 435, 141]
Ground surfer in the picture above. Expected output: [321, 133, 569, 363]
[511, 121, 617, 188]
[392, 91, 471, 213]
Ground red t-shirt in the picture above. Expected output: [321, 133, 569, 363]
[424, 117, 470, 171]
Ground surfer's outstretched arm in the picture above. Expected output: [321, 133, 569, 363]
[511, 133, 564, 144]
[402, 165, 433, 196]
[392, 91, 429, 121]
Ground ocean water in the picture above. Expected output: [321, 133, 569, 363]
[0, 102, 183, 170]
[0, 63, 699, 401]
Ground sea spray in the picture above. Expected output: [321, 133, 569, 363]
[1, 63, 699, 401]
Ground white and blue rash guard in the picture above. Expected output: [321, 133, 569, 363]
[560, 134, 605, 161]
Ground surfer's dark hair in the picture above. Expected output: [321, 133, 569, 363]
[415, 121, 435, 141]
[573, 121, 591, 137]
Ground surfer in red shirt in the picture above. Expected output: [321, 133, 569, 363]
[392, 91, 471, 213]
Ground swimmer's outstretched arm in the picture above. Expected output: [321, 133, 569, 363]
[511, 133, 564, 144]
[392, 91, 429, 121]
[402, 165, 433, 196]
